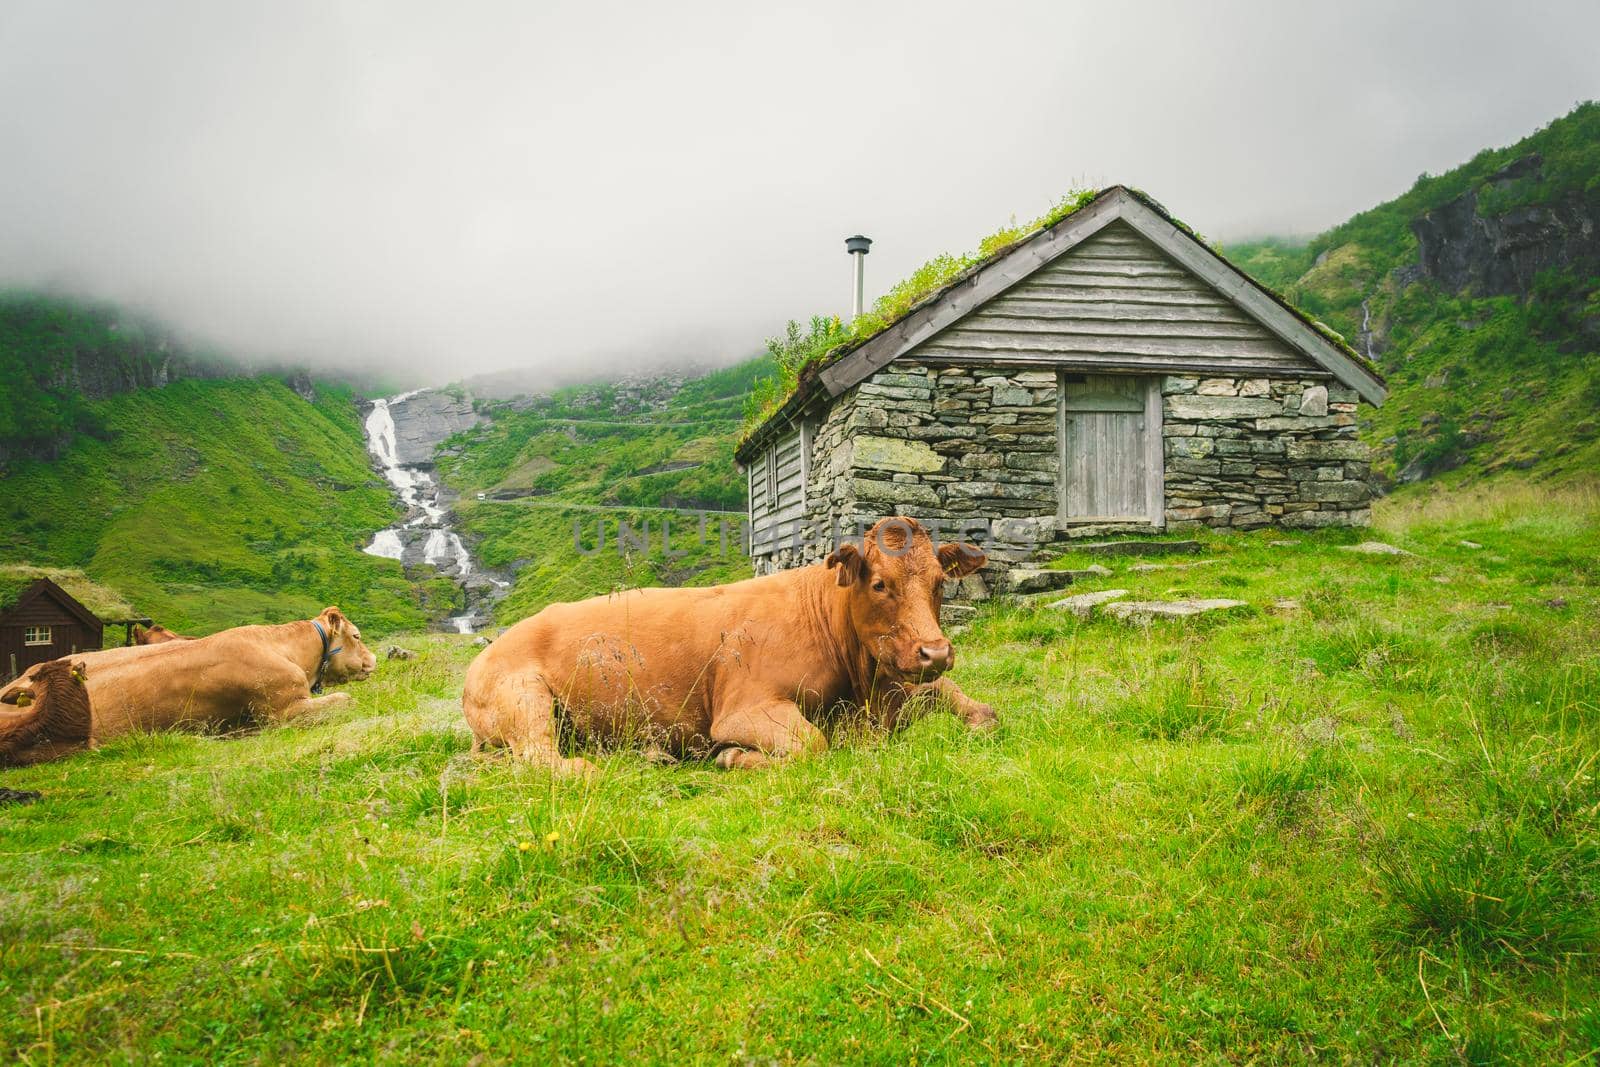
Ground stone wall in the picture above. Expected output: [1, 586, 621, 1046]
[1162, 376, 1372, 530]
[750, 363, 1374, 590]
[752, 363, 1060, 582]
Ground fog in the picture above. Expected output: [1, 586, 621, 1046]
[1, 0, 1596, 386]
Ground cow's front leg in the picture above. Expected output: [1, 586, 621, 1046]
[709, 699, 826, 770]
[270, 690, 352, 723]
[909, 677, 998, 731]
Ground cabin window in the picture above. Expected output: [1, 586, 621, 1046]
[23, 626, 52, 646]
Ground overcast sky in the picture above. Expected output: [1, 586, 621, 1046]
[1, 1, 1596, 386]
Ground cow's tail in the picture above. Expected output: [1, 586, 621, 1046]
[0, 659, 92, 768]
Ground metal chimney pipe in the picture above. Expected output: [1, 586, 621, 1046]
[845, 235, 872, 320]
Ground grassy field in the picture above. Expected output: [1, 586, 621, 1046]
[1, 484, 1596, 1063]
[0, 377, 450, 636]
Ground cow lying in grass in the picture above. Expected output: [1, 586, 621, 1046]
[463, 517, 996, 775]
[0, 607, 376, 764]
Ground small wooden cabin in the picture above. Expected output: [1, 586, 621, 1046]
[736, 185, 1388, 587]
[0, 578, 105, 680]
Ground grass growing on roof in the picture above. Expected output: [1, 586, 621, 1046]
[0, 565, 135, 619]
[741, 188, 1101, 439]
[2, 482, 1596, 1061]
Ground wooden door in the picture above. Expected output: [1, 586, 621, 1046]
[1058, 374, 1163, 525]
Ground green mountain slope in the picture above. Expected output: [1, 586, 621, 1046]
[0, 318, 446, 635]
[437, 359, 769, 622]
[1227, 103, 1600, 484]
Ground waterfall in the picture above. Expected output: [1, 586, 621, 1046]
[361, 389, 484, 630]
[1360, 298, 1378, 363]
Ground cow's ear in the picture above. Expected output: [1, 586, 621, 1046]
[825, 543, 866, 587]
[321, 606, 347, 631]
[938, 542, 987, 579]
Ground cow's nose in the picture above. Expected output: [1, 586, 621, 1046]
[917, 641, 953, 672]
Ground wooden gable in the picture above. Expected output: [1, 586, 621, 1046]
[817, 186, 1386, 405]
[905, 220, 1324, 379]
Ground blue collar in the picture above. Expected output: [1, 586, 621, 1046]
[311, 620, 342, 694]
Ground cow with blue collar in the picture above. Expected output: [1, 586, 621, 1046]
[0, 607, 376, 761]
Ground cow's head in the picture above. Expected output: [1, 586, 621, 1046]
[134, 623, 188, 645]
[826, 518, 986, 683]
[316, 606, 378, 683]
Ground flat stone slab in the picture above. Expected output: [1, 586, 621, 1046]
[1128, 559, 1219, 573]
[1339, 541, 1414, 556]
[1047, 589, 1130, 618]
[1006, 567, 1079, 595]
[940, 603, 978, 626]
[1075, 540, 1203, 558]
[1010, 565, 1114, 601]
[1103, 598, 1248, 624]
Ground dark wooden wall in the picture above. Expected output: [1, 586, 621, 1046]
[0, 596, 103, 680]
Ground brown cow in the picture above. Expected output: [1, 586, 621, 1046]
[463, 517, 996, 775]
[133, 623, 190, 644]
[0, 607, 376, 760]
[0, 657, 92, 769]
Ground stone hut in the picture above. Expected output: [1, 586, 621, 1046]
[734, 186, 1387, 596]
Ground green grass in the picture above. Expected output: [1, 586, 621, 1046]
[2, 483, 1595, 1062]
[458, 500, 752, 626]
[0, 377, 442, 636]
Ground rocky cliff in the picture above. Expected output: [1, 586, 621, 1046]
[380, 390, 484, 466]
[1412, 153, 1600, 297]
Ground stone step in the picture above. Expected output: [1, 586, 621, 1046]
[1046, 589, 1131, 618]
[1102, 598, 1247, 624]
[1073, 539, 1204, 558]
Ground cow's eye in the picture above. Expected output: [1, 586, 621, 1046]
[871, 579, 887, 594]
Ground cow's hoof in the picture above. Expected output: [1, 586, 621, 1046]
[964, 705, 999, 732]
[714, 747, 772, 771]
[557, 757, 598, 779]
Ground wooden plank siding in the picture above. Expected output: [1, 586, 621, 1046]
[905, 222, 1326, 379]
[749, 425, 809, 556]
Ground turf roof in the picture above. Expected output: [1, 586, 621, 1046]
[0, 565, 137, 621]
